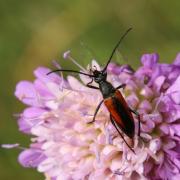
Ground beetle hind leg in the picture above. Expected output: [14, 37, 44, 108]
[129, 108, 141, 137]
[110, 115, 135, 154]
[129, 108, 147, 143]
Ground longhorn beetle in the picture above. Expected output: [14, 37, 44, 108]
[48, 28, 141, 153]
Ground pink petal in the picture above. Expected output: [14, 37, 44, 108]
[15, 81, 41, 106]
[18, 107, 46, 133]
[173, 53, 180, 66]
[34, 67, 61, 84]
[18, 149, 46, 168]
[141, 53, 159, 68]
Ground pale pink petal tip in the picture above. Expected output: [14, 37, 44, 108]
[63, 50, 71, 59]
[1, 143, 20, 149]
[52, 60, 61, 69]
[173, 53, 180, 65]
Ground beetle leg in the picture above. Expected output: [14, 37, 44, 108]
[86, 79, 99, 89]
[86, 84, 99, 89]
[87, 100, 104, 124]
[129, 108, 141, 137]
[115, 83, 126, 90]
[110, 115, 135, 154]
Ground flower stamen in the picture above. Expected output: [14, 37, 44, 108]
[52, 60, 64, 91]
[63, 50, 87, 72]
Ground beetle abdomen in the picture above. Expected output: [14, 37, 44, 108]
[104, 90, 135, 138]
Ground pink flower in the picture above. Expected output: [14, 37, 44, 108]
[12, 53, 180, 179]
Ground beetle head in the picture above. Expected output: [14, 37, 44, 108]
[93, 69, 107, 83]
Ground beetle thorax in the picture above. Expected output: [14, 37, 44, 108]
[98, 81, 115, 98]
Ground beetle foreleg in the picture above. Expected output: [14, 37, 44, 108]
[87, 100, 104, 124]
[86, 84, 99, 89]
[86, 79, 99, 89]
[110, 115, 135, 154]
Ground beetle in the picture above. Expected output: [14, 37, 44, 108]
[48, 28, 141, 153]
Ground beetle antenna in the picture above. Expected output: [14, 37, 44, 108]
[47, 69, 94, 77]
[102, 28, 132, 72]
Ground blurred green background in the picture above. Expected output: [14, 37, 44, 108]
[0, 0, 180, 179]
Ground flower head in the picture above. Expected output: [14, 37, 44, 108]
[13, 53, 180, 179]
